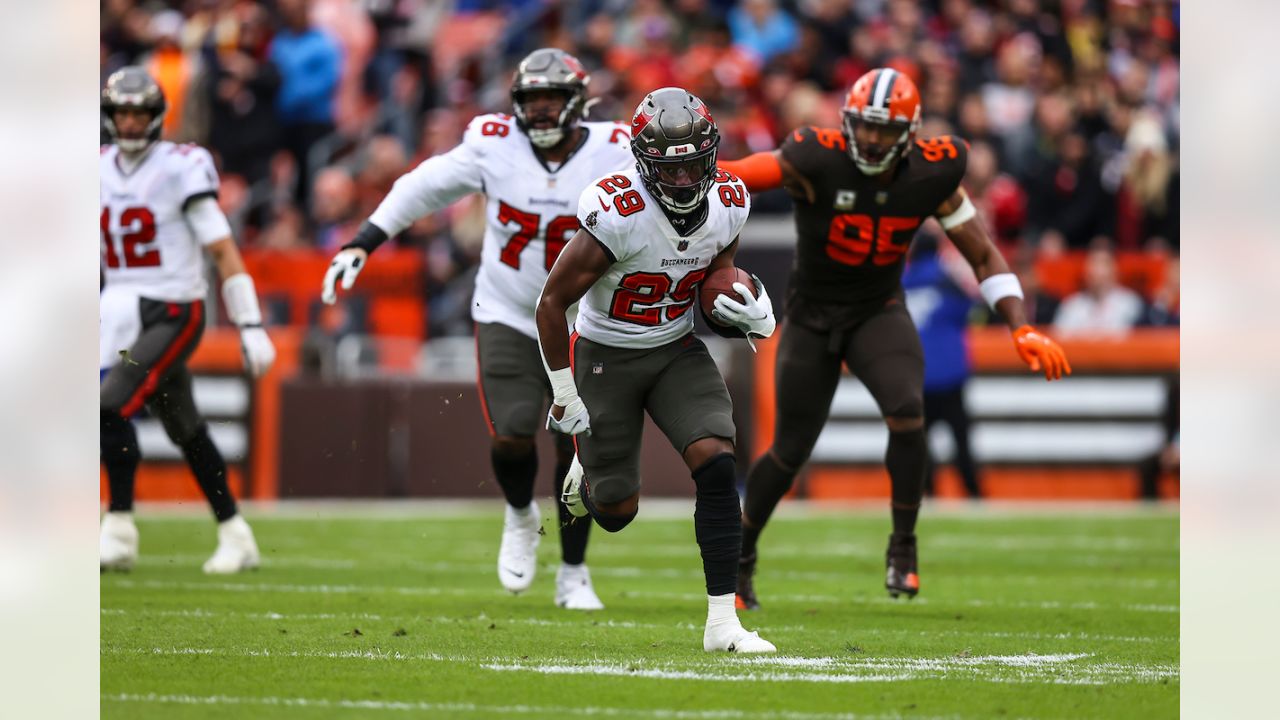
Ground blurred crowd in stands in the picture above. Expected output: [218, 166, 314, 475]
[102, 0, 1179, 336]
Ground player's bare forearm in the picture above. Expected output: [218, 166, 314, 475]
[206, 236, 247, 281]
[938, 190, 1026, 329]
[708, 236, 740, 271]
[536, 229, 612, 370]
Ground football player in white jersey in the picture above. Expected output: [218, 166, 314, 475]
[536, 88, 779, 652]
[99, 67, 277, 573]
[321, 49, 632, 609]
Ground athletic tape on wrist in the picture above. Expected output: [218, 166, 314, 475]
[221, 273, 263, 326]
[546, 366, 578, 407]
[979, 272, 1024, 311]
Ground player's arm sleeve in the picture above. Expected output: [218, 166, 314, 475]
[366, 132, 486, 236]
[179, 146, 220, 210]
[938, 136, 970, 197]
[576, 182, 630, 263]
[184, 195, 233, 246]
[718, 153, 783, 192]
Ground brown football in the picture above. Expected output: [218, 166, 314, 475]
[699, 267, 755, 325]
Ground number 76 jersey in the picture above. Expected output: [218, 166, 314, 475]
[369, 113, 634, 340]
[573, 167, 750, 349]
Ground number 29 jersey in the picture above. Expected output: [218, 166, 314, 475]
[368, 114, 634, 340]
[780, 126, 968, 306]
[100, 141, 221, 302]
[573, 168, 750, 349]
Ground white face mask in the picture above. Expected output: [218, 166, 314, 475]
[525, 126, 565, 149]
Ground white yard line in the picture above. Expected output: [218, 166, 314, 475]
[132, 554, 1177, 590]
[101, 692, 903, 719]
[104, 578, 1177, 614]
[101, 646, 1177, 686]
[481, 653, 1177, 686]
[100, 606, 1170, 645]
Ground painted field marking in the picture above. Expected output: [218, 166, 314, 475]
[101, 645, 1177, 686]
[100, 606, 1170, 645]
[101, 692, 896, 719]
[132, 554, 1177, 591]
[480, 653, 1178, 686]
[103, 578, 1178, 614]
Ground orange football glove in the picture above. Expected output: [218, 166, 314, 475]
[1012, 325, 1072, 381]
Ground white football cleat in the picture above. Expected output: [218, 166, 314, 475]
[560, 455, 587, 518]
[498, 501, 541, 593]
[203, 515, 260, 574]
[100, 511, 139, 572]
[704, 619, 777, 653]
[555, 563, 604, 610]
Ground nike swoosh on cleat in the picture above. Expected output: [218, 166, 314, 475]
[502, 568, 525, 578]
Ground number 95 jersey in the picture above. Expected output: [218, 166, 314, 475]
[780, 126, 968, 306]
[100, 141, 221, 302]
[573, 168, 750, 349]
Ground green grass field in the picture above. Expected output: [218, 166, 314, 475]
[101, 501, 1178, 719]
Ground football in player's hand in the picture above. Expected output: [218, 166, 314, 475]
[700, 267, 756, 325]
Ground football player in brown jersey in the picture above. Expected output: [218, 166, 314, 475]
[719, 68, 1070, 608]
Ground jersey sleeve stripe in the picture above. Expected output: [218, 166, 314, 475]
[181, 189, 219, 211]
[588, 232, 617, 263]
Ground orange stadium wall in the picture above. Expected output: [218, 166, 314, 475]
[103, 324, 1177, 504]
[753, 328, 1179, 502]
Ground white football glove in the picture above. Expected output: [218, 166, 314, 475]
[321, 248, 368, 305]
[712, 275, 776, 350]
[547, 397, 592, 436]
[239, 326, 276, 378]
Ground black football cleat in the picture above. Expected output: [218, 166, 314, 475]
[885, 533, 920, 599]
[736, 552, 761, 610]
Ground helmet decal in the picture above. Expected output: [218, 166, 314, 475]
[628, 87, 721, 215]
[841, 68, 922, 175]
[101, 66, 167, 154]
[510, 48, 591, 149]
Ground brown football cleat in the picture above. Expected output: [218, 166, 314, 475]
[885, 533, 920, 599]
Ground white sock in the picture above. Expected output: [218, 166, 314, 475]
[706, 593, 737, 624]
[509, 503, 534, 517]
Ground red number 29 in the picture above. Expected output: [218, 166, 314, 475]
[597, 174, 646, 216]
